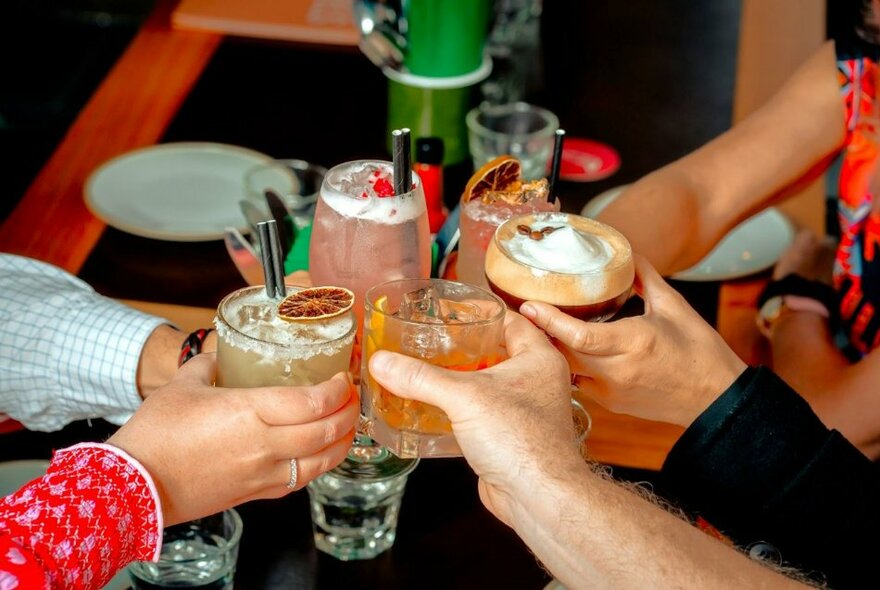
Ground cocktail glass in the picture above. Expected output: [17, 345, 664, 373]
[214, 285, 356, 387]
[484, 212, 634, 321]
[360, 278, 506, 458]
[457, 196, 560, 287]
[308, 160, 432, 338]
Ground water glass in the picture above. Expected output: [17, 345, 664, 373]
[128, 509, 243, 590]
[307, 439, 418, 560]
[466, 102, 559, 179]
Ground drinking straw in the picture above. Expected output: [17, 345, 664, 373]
[392, 128, 412, 195]
[257, 220, 285, 299]
[548, 128, 566, 204]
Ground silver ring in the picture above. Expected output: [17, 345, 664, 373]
[286, 458, 298, 489]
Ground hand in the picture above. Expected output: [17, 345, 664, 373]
[521, 255, 747, 427]
[771, 229, 836, 284]
[368, 312, 578, 528]
[108, 353, 358, 525]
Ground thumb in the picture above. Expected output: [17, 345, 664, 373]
[369, 351, 474, 413]
[632, 253, 676, 311]
[174, 351, 217, 385]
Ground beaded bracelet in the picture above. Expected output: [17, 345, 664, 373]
[178, 328, 215, 367]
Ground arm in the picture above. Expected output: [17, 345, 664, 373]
[768, 311, 880, 457]
[0, 354, 358, 587]
[598, 41, 844, 275]
[369, 313, 809, 588]
[0, 254, 204, 431]
[661, 366, 880, 590]
[0, 444, 162, 590]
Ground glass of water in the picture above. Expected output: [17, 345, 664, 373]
[307, 438, 418, 560]
[466, 101, 559, 179]
[128, 509, 243, 589]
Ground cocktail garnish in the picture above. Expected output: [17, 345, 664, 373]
[462, 155, 523, 203]
[516, 224, 562, 241]
[278, 286, 355, 321]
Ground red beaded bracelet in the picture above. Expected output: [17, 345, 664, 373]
[178, 328, 214, 367]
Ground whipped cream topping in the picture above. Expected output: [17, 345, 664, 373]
[505, 224, 613, 274]
[322, 160, 425, 224]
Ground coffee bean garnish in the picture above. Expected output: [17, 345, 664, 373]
[517, 224, 563, 241]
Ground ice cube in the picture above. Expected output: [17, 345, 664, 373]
[438, 300, 481, 324]
[400, 287, 444, 323]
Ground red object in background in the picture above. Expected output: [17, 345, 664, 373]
[0, 417, 24, 434]
[559, 137, 621, 182]
[415, 137, 448, 234]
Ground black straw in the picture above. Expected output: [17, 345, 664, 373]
[392, 128, 412, 195]
[548, 128, 566, 204]
[257, 220, 285, 299]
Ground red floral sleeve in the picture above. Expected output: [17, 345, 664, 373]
[0, 443, 163, 589]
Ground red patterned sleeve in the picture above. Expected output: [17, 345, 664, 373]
[0, 443, 163, 589]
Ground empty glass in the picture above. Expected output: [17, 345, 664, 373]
[466, 102, 559, 179]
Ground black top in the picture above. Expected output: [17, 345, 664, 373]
[660, 366, 879, 588]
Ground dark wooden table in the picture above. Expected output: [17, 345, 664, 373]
[1, 1, 753, 587]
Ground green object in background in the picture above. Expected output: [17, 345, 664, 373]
[387, 78, 475, 166]
[431, 241, 440, 278]
[404, 0, 491, 77]
[285, 223, 312, 274]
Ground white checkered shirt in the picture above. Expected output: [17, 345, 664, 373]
[0, 254, 167, 431]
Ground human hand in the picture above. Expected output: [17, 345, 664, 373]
[368, 312, 578, 528]
[771, 229, 837, 284]
[108, 353, 357, 525]
[521, 255, 747, 427]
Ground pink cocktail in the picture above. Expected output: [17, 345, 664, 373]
[309, 160, 432, 334]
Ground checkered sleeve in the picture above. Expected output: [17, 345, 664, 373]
[0, 254, 169, 431]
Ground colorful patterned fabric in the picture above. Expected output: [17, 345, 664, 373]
[0, 443, 162, 589]
[835, 50, 880, 354]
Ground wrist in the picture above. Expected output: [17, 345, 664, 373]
[137, 325, 187, 399]
[756, 274, 836, 339]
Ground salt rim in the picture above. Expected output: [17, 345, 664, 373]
[321, 160, 426, 224]
[215, 287, 356, 360]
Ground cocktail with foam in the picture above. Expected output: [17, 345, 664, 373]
[215, 285, 356, 387]
[485, 212, 634, 321]
[309, 160, 432, 336]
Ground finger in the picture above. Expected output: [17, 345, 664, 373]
[520, 301, 631, 355]
[261, 428, 356, 497]
[254, 372, 353, 426]
[173, 352, 217, 385]
[632, 253, 675, 313]
[500, 310, 560, 358]
[370, 351, 475, 411]
[266, 392, 360, 459]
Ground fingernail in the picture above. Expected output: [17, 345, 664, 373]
[370, 351, 391, 377]
[520, 303, 536, 318]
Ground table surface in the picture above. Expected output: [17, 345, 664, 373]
[1, 1, 772, 588]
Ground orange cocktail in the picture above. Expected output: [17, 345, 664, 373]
[361, 279, 505, 458]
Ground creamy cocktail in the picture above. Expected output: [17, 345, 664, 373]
[485, 212, 634, 321]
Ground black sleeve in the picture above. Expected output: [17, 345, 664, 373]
[659, 366, 880, 589]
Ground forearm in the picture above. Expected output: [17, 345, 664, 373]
[509, 461, 806, 589]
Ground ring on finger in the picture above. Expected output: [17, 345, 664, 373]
[286, 458, 298, 489]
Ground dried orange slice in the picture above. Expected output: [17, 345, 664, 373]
[278, 286, 355, 321]
[462, 155, 522, 203]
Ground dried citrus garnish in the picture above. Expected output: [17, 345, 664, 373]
[462, 155, 522, 203]
[278, 286, 355, 321]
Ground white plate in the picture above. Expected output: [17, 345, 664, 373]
[85, 142, 276, 241]
[581, 185, 795, 282]
[0, 459, 135, 589]
[544, 580, 566, 590]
